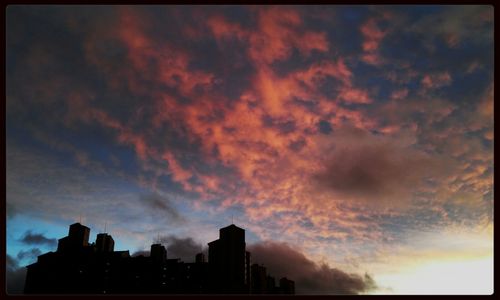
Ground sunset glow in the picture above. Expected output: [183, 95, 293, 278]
[6, 5, 493, 294]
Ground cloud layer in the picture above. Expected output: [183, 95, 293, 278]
[20, 231, 57, 247]
[248, 241, 376, 294]
[6, 5, 493, 294]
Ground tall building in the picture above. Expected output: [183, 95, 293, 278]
[57, 223, 90, 253]
[96, 233, 114, 253]
[266, 275, 276, 293]
[250, 264, 267, 294]
[150, 244, 167, 264]
[195, 253, 206, 263]
[208, 224, 249, 294]
[279, 277, 295, 294]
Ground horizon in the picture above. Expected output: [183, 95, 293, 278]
[6, 5, 493, 295]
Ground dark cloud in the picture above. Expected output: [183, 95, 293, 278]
[318, 120, 333, 134]
[160, 235, 203, 262]
[131, 250, 150, 257]
[140, 193, 185, 223]
[6, 255, 27, 294]
[247, 242, 376, 294]
[132, 235, 203, 263]
[20, 230, 57, 247]
[288, 138, 307, 152]
[17, 248, 42, 262]
[408, 6, 493, 47]
[313, 126, 453, 208]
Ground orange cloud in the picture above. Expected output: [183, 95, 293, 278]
[339, 88, 372, 104]
[360, 19, 386, 51]
[70, 7, 491, 257]
[390, 88, 409, 100]
[360, 17, 389, 66]
[114, 8, 216, 97]
[162, 151, 193, 182]
[421, 72, 452, 89]
[206, 15, 247, 41]
[207, 7, 330, 65]
[66, 92, 152, 163]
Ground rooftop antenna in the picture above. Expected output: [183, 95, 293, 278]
[104, 222, 107, 233]
[79, 214, 82, 224]
[232, 215, 234, 225]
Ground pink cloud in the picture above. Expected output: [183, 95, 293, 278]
[361, 53, 384, 66]
[65, 7, 490, 256]
[206, 15, 247, 41]
[359, 17, 388, 66]
[293, 59, 352, 88]
[421, 72, 452, 89]
[81, 11, 377, 248]
[162, 152, 193, 183]
[64, 91, 154, 165]
[83, 8, 217, 98]
[360, 19, 385, 51]
[207, 7, 330, 65]
[338, 88, 372, 104]
[390, 88, 409, 100]
[117, 132, 148, 161]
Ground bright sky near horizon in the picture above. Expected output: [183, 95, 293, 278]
[6, 5, 493, 295]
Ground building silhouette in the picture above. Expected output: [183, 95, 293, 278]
[208, 224, 250, 293]
[56, 222, 90, 253]
[251, 263, 267, 294]
[95, 233, 114, 253]
[280, 277, 296, 294]
[24, 222, 294, 294]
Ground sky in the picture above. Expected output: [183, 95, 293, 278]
[6, 5, 494, 295]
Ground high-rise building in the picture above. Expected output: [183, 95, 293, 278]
[150, 244, 167, 264]
[96, 233, 114, 252]
[208, 224, 248, 294]
[250, 264, 267, 294]
[195, 253, 206, 263]
[279, 277, 295, 294]
[57, 223, 90, 253]
[266, 275, 276, 293]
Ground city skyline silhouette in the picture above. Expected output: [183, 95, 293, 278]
[24, 222, 295, 294]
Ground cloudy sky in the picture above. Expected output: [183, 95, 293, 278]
[6, 5, 493, 295]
